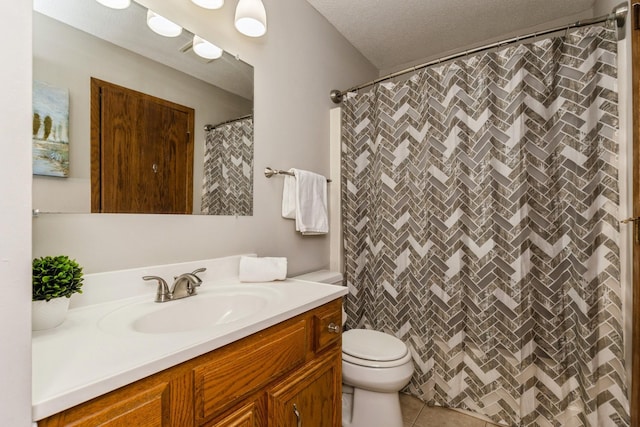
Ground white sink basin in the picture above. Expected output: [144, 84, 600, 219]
[98, 285, 279, 334]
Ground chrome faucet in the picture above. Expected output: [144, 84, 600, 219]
[143, 267, 206, 303]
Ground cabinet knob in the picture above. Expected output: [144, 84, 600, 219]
[293, 403, 301, 427]
[327, 322, 340, 333]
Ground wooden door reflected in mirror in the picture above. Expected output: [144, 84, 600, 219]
[91, 78, 194, 214]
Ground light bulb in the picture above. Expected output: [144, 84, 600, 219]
[146, 9, 182, 37]
[191, 0, 224, 9]
[234, 0, 267, 37]
[193, 35, 223, 60]
[95, 0, 131, 9]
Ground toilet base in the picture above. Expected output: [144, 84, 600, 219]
[342, 387, 403, 427]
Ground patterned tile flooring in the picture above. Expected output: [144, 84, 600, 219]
[400, 393, 501, 427]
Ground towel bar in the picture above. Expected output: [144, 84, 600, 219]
[265, 167, 331, 182]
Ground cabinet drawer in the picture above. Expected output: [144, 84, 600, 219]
[194, 320, 307, 422]
[38, 372, 193, 427]
[313, 299, 342, 353]
[48, 384, 167, 427]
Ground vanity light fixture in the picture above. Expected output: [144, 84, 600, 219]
[193, 35, 223, 59]
[191, 0, 224, 9]
[234, 0, 267, 37]
[146, 9, 183, 37]
[95, 0, 131, 9]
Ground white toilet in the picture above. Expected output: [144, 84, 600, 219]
[293, 270, 414, 427]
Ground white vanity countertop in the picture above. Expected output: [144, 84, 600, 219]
[32, 257, 347, 421]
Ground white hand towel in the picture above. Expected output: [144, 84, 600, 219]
[281, 172, 296, 219]
[239, 256, 288, 282]
[292, 168, 329, 235]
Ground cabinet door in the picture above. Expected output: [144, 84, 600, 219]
[267, 350, 341, 427]
[206, 402, 259, 427]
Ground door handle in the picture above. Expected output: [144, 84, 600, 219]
[293, 403, 301, 427]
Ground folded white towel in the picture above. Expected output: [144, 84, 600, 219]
[281, 172, 296, 219]
[239, 256, 288, 282]
[292, 168, 329, 235]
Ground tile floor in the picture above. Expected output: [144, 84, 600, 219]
[400, 393, 501, 427]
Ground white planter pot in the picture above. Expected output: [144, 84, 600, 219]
[32, 297, 70, 331]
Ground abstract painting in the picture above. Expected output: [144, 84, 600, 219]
[33, 80, 69, 177]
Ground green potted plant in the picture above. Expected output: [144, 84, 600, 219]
[32, 255, 84, 331]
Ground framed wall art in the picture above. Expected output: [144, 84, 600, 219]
[32, 80, 69, 177]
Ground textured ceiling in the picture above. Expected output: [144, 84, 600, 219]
[305, 0, 596, 73]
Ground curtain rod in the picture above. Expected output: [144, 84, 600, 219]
[204, 114, 253, 132]
[330, 2, 628, 104]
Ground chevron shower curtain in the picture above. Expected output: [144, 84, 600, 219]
[201, 117, 253, 215]
[341, 25, 628, 426]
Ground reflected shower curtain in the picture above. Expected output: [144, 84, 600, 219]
[341, 25, 628, 426]
[201, 117, 253, 215]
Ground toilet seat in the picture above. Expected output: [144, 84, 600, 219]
[342, 329, 411, 368]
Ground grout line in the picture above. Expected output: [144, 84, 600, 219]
[402, 398, 502, 427]
[411, 401, 425, 427]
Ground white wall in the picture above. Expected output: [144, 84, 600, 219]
[0, 1, 33, 425]
[32, 12, 253, 214]
[32, 0, 378, 275]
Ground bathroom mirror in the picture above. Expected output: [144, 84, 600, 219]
[32, 0, 254, 215]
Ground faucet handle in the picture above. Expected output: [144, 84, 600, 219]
[191, 267, 206, 276]
[190, 268, 206, 286]
[143, 276, 171, 303]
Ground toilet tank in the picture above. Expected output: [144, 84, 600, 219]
[292, 270, 343, 285]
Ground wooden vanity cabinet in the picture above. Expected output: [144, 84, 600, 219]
[38, 299, 343, 427]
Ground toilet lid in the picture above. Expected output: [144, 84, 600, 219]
[342, 329, 408, 362]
